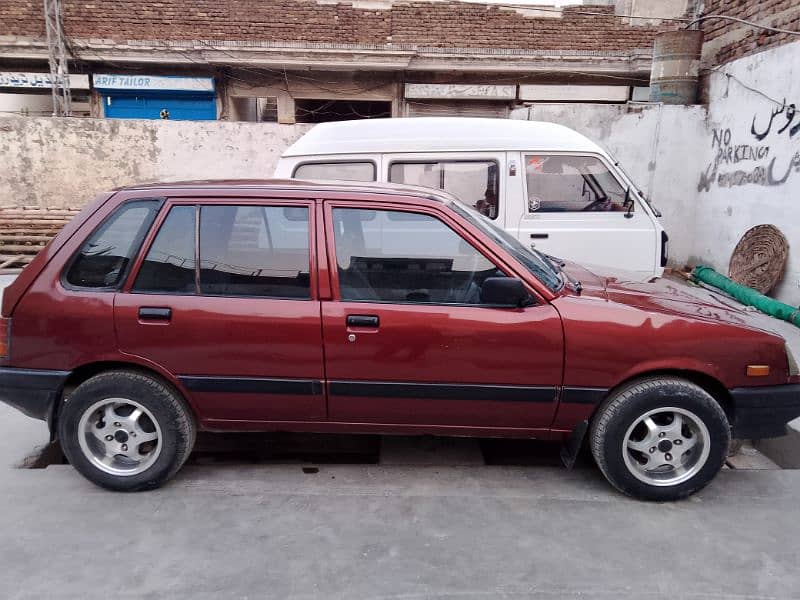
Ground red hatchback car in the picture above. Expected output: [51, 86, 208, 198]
[1, 180, 799, 500]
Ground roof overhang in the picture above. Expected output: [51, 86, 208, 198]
[0, 36, 653, 77]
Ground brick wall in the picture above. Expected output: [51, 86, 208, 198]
[0, 1, 673, 52]
[700, 0, 800, 65]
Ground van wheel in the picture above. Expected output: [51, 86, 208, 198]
[58, 371, 196, 492]
[589, 377, 730, 501]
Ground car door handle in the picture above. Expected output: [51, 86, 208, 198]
[138, 307, 172, 321]
[346, 314, 379, 328]
[530, 233, 549, 239]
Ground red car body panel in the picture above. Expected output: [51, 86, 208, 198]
[0, 180, 795, 442]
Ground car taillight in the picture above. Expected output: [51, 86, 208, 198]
[0, 318, 10, 359]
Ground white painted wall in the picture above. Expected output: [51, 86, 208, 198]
[695, 41, 800, 306]
[0, 117, 311, 209]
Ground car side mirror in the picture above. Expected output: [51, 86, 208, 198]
[480, 277, 533, 307]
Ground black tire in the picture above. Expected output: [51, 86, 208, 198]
[58, 370, 196, 492]
[589, 377, 730, 501]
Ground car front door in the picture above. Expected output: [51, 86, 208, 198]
[321, 200, 564, 432]
[115, 198, 326, 425]
[515, 153, 658, 278]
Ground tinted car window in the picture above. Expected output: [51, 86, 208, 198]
[199, 205, 310, 298]
[65, 200, 159, 288]
[133, 206, 197, 294]
[293, 162, 375, 182]
[332, 208, 503, 304]
[389, 161, 499, 219]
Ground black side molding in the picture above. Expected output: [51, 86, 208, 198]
[560, 387, 608, 405]
[329, 381, 557, 403]
[179, 376, 323, 396]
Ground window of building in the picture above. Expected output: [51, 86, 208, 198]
[199, 205, 310, 298]
[294, 99, 391, 123]
[65, 200, 160, 288]
[525, 155, 628, 213]
[332, 208, 503, 304]
[389, 161, 499, 219]
[229, 96, 278, 122]
[133, 206, 196, 294]
[293, 161, 376, 182]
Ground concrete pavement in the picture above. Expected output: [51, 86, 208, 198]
[1, 405, 800, 599]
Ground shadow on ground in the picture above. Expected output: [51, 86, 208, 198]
[24, 432, 595, 469]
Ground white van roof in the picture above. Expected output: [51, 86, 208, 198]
[282, 117, 608, 157]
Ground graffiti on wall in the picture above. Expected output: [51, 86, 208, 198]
[698, 99, 800, 192]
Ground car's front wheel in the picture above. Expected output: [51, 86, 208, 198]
[58, 370, 196, 491]
[590, 377, 730, 501]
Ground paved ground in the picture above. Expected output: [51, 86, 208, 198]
[1, 404, 800, 600]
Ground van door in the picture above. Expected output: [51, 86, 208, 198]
[515, 153, 658, 278]
[114, 199, 326, 425]
[384, 153, 507, 226]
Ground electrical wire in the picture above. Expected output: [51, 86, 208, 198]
[684, 14, 800, 34]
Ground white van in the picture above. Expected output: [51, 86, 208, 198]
[274, 117, 667, 279]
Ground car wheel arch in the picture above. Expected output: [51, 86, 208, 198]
[590, 369, 734, 425]
[53, 361, 196, 438]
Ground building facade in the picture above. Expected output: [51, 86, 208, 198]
[1, 0, 697, 121]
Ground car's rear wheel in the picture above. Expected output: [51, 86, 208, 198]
[590, 377, 730, 501]
[58, 370, 195, 491]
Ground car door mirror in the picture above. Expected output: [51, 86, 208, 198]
[480, 277, 532, 307]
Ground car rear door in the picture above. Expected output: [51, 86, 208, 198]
[320, 199, 564, 432]
[115, 197, 326, 425]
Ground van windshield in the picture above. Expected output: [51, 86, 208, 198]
[450, 202, 563, 293]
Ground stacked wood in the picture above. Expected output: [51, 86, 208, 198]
[0, 208, 81, 272]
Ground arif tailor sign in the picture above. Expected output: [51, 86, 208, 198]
[92, 74, 217, 121]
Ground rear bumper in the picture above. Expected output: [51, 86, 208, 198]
[0, 367, 70, 422]
[730, 384, 800, 439]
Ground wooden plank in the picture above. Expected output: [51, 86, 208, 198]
[0, 244, 47, 253]
[0, 235, 54, 242]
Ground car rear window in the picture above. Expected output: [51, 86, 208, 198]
[133, 206, 196, 294]
[64, 200, 160, 289]
[132, 204, 311, 299]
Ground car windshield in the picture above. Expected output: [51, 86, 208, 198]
[450, 202, 563, 292]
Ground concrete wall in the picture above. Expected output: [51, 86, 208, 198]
[0, 117, 311, 209]
[694, 41, 800, 306]
[511, 102, 708, 267]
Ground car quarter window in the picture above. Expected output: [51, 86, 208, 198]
[293, 162, 375, 182]
[388, 161, 499, 220]
[65, 200, 160, 289]
[332, 207, 504, 304]
[525, 154, 627, 213]
[133, 204, 311, 299]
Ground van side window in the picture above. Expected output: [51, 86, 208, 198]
[65, 200, 160, 289]
[199, 205, 311, 299]
[293, 162, 375, 182]
[525, 155, 627, 213]
[332, 208, 503, 304]
[133, 206, 197, 294]
[388, 161, 499, 220]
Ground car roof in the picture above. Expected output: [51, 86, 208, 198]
[281, 117, 608, 157]
[116, 178, 460, 205]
